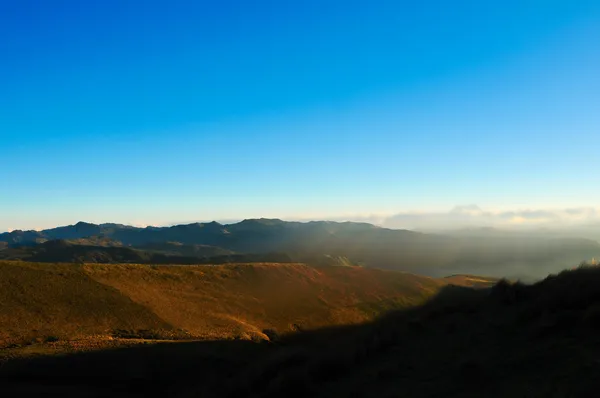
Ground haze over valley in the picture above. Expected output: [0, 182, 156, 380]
[2, 218, 599, 282]
[2, 0, 600, 396]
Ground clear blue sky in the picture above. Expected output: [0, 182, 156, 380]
[1, 0, 599, 231]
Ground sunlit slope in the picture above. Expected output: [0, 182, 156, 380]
[0, 261, 496, 348]
[0, 262, 172, 346]
[84, 263, 448, 340]
[4, 266, 600, 397]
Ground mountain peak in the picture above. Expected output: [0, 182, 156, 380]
[75, 221, 97, 228]
[239, 218, 285, 225]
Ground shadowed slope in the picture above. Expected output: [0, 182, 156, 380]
[0, 240, 294, 265]
[0, 262, 173, 347]
[0, 261, 480, 351]
[3, 266, 600, 397]
[83, 263, 448, 340]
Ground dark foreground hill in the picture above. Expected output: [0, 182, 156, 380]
[2, 219, 599, 279]
[2, 265, 600, 397]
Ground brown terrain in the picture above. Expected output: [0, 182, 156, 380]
[0, 260, 495, 359]
[2, 262, 600, 397]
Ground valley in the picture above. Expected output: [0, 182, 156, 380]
[2, 219, 598, 281]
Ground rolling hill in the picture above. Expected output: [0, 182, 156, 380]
[2, 264, 600, 397]
[2, 219, 599, 279]
[0, 240, 293, 265]
[0, 260, 495, 351]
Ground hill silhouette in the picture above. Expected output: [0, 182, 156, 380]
[2, 265, 600, 397]
[2, 220, 599, 279]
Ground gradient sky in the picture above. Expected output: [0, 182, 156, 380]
[1, 1, 600, 231]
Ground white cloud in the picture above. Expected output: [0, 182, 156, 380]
[3, 206, 600, 238]
[378, 206, 600, 231]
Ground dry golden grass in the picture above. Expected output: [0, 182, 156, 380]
[0, 261, 495, 355]
[0, 262, 171, 348]
[3, 265, 600, 398]
[444, 274, 500, 287]
[84, 263, 449, 340]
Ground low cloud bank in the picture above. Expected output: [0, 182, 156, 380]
[376, 205, 600, 232]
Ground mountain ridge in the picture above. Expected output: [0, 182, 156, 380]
[1, 220, 599, 280]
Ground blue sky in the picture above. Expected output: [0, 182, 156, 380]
[1, 0, 599, 231]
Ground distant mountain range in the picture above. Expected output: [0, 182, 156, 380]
[1, 219, 599, 279]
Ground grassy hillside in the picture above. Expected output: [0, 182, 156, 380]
[135, 241, 234, 257]
[84, 263, 447, 340]
[0, 262, 173, 347]
[0, 240, 294, 265]
[0, 261, 493, 352]
[2, 265, 600, 397]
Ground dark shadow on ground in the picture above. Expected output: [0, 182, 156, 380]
[4, 266, 600, 398]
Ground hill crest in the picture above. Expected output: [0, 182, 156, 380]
[1, 220, 599, 280]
